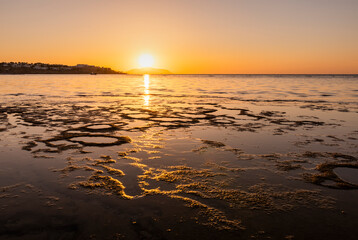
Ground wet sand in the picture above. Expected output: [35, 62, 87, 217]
[0, 74, 358, 239]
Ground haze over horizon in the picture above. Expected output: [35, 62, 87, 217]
[1, 0, 357, 74]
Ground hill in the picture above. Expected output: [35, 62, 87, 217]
[0, 62, 123, 74]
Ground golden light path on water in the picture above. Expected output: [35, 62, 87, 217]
[143, 74, 150, 106]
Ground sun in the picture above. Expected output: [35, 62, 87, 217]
[138, 54, 154, 68]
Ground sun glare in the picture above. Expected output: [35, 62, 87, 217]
[138, 54, 154, 68]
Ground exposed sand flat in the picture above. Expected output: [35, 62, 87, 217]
[0, 74, 358, 239]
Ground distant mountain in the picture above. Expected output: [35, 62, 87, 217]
[127, 67, 172, 75]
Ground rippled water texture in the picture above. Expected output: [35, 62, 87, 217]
[0, 74, 358, 239]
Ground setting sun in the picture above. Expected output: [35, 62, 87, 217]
[138, 54, 154, 68]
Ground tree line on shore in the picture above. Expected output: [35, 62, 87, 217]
[0, 62, 123, 74]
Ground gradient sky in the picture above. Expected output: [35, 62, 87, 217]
[1, 0, 357, 74]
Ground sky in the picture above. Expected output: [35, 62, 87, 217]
[0, 0, 357, 74]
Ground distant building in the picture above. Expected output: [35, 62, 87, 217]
[77, 64, 89, 68]
[61, 67, 72, 70]
[76, 64, 95, 68]
[33, 66, 48, 70]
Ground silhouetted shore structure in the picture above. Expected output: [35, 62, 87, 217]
[0, 62, 123, 74]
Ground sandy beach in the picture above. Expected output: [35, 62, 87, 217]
[0, 74, 357, 239]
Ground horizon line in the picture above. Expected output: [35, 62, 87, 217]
[2, 62, 357, 75]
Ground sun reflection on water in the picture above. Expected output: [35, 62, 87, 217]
[143, 74, 150, 106]
[144, 74, 150, 88]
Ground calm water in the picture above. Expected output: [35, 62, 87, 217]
[1, 74, 358, 102]
[1, 74, 358, 239]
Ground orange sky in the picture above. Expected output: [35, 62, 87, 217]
[0, 0, 357, 74]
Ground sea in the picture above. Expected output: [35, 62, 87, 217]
[0, 74, 358, 239]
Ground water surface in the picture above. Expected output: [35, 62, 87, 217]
[0, 74, 358, 239]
